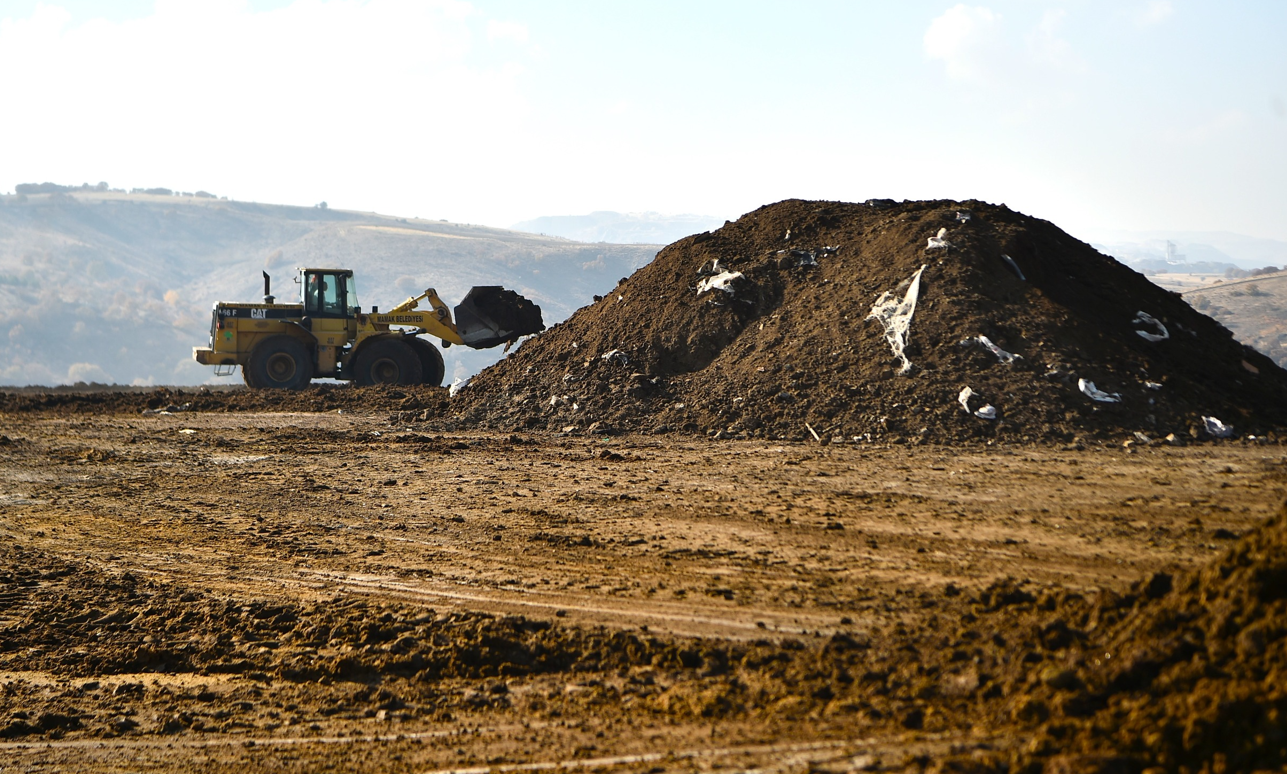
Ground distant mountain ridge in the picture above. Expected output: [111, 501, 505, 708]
[511, 211, 723, 245]
[0, 192, 660, 386]
[1091, 231, 1287, 272]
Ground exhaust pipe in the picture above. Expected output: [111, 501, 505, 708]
[263, 271, 274, 304]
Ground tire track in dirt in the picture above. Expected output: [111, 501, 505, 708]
[284, 569, 854, 639]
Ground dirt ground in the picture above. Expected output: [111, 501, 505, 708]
[1, 403, 1284, 772]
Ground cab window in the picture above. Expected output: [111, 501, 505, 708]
[304, 272, 349, 318]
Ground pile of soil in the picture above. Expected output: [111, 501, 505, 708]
[982, 502, 1287, 773]
[451, 199, 1287, 443]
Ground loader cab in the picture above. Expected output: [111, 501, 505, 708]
[301, 269, 357, 319]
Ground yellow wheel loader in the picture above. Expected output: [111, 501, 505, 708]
[193, 268, 543, 389]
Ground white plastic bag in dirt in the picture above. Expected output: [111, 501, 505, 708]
[449, 376, 470, 397]
[926, 228, 950, 251]
[1133, 311, 1169, 342]
[1001, 254, 1026, 280]
[601, 349, 629, 366]
[1078, 378, 1121, 403]
[697, 271, 744, 295]
[867, 264, 927, 374]
[1203, 416, 1234, 438]
[969, 335, 1021, 364]
[957, 386, 996, 419]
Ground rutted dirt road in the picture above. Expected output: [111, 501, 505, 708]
[1, 406, 1283, 772]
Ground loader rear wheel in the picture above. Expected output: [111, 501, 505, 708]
[354, 339, 422, 386]
[406, 338, 446, 387]
[247, 336, 312, 390]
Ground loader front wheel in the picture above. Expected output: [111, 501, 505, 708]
[354, 339, 423, 386]
[406, 338, 446, 387]
[247, 336, 312, 390]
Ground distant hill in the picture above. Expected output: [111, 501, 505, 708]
[0, 191, 660, 386]
[511, 211, 723, 245]
[1092, 231, 1287, 272]
[1183, 273, 1287, 369]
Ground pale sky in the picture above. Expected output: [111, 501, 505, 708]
[2, 0, 1284, 241]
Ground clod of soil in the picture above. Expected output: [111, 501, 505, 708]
[451, 199, 1287, 443]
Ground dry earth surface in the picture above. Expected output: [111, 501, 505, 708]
[2, 395, 1285, 772]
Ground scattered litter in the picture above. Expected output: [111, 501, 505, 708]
[449, 377, 470, 397]
[1144, 381, 1163, 390]
[1134, 432, 1152, 444]
[962, 335, 1020, 364]
[1000, 254, 1026, 280]
[600, 349, 629, 366]
[1242, 359, 1260, 375]
[697, 259, 723, 276]
[142, 403, 192, 416]
[697, 271, 745, 296]
[776, 248, 818, 268]
[926, 228, 951, 251]
[805, 423, 821, 442]
[1133, 311, 1169, 342]
[957, 387, 996, 419]
[1202, 416, 1234, 438]
[178, 428, 197, 435]
[866, 265, 927, 374]
[1078, 379, 1121, 403]
[955, 211, 972, 222]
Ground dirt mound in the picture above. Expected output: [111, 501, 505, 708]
[976, 503, 1287, 773]
[0, 384, 448, 417]
[451, 199, 1287, 443]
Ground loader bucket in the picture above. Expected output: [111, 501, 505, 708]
[453, 286, 545, 349]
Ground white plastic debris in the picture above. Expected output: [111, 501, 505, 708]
[1133, 311, 1169, 342]
[697, 270, 744, 295]
[449, 376, 470, 397]
[1000, 254, 1026, 281]
[601, 349, 629, 366]
[957, 386, 996, 419]
[867, 264, 927, 374]
[968, 335, 1021, 364]
[1134, 431, 1152, 443]
[1202, 416, 1234, 438]
[1078, 378, 1121, 403]
[1144, 381, 1163, 390]
[926, 228, 951, 251]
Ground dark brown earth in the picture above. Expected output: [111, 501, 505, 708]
[3, 198, 1286, 772]
[1, 393, 1285, 772]
[452, 199, 1287, 443]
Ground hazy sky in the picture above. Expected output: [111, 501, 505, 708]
[2, 1, 1284, 241]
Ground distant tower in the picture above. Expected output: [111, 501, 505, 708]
[1165, 240, 1186, 264]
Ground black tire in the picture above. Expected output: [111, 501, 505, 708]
[247, 336, 313, 390]
[354, 339, 422, 386]
[406, 338, 446, 387]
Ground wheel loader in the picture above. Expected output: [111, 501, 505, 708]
[192, 268, 544, 389]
